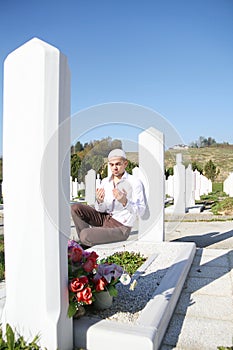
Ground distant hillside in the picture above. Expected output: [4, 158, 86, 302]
[126, 144, 233, 182]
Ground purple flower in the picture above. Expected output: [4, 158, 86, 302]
[68, 240, 81, 249]
[93, 263, 123, 284]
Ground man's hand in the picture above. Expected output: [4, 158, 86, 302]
[113, 188, 127, 207]
[96, 188, 105, 203]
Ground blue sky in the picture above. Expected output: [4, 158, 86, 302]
[0, 0, 233, 155]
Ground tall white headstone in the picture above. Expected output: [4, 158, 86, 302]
[200, 174, 212, 195]
[194, 169, 201, 200]
[173, 153, 186, 214]
[72, 178, 78, 198]
[138, 127, 165, 241]
[224, 172, 233, 197]
[185, 164, 195, 208]
[166, 175, 174, 198]
[2, 38, 72, 349]
[85, 169, 96, 205]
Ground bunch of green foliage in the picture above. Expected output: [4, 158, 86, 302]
[0, 323, 46, 349]
[212, 182, 223, 193]
[217, 347, 233, 350]
[101, 251, 146, 276]
[204, 159, 220, 181]
[200, 190, 226, 202]
[211, 197, 233, 215]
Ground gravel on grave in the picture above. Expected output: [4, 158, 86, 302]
[85, 242, 182, 325]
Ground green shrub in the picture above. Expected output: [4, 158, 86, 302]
[211, 197, 233, 215]
[200, 193, 219, 202]
[200, 190, 228, 203]
[0, 323, 46, 349]
[213, 182, 223, 192]
[100, 251, 146, 276]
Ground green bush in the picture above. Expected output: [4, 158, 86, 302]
[200, 193, 219, 202]
[211, 197, 233, 215]
[200, 189, 228, 203]
[212, 182, 223, 192]
[0, 323, 46, 349]
[100, 251, 146, 276]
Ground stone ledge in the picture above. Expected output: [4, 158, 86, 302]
[73, 241, 196, 350]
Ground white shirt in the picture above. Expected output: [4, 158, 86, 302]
[95, 171, 146, 227]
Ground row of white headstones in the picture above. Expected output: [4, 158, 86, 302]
[1, 38, 177, 349]
[71, 155, 213, 215]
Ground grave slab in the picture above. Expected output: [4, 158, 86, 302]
[73, 240, 196, 350]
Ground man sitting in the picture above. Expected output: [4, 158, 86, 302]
[71, 149, 146, 247]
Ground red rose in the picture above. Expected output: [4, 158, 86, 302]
[79, 276, 88, 285]
[69, 278, 84, 293]
[83, 257, 97, 273]
[77, 287, 93, 305]
[69, 247, 83, 262]
[89, 251, 99, 260]
[95, 277, 107, 292]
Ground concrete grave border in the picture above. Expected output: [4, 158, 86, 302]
[73, 240, 196, 350]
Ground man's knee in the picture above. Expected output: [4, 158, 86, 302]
[79, 229, 92, 246]
[71, 203, 82, 215]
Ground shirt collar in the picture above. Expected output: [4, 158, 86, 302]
[108, 171, 128, 182]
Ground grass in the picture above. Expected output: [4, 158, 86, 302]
[196, 190, 233, 216]
[0, 323, 45, 349]
[100, 251, 147, 276]
[164, 145, 233, 182]
[127, 144, 233, 182]
[211, 197, 233, 215]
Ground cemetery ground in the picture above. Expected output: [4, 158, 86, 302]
[126, 143, 233, 183]
[0, 210, 232, 349]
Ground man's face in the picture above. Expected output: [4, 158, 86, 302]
[109, 157, 128, 177]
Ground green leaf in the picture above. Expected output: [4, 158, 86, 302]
[6, 323, 15, 350]
[68, 302, 77, 318]
[107, 285, 118, 297]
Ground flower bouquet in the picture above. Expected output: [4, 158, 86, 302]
[67, 240, 124, 318]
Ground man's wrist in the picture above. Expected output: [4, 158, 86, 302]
[122, 199, 128, 207]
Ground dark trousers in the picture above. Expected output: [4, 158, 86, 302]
[71, 203, 131, 247]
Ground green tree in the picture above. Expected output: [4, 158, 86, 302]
[192, 161, 203, 174]
[165, 167, 173, 179]
[190, 136, 217, 148]
[86, 154, 104, 174]
[126, 160, 138, 174]
[70, 154, 81, 180]
[77, 158, 92, 182]
[204, 159, 220, 181]
[74, 141, 84, 153]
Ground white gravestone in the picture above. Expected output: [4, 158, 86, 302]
[224, 172, 233, 197]
[185, 164, 195, 208]
[2, 38, 72, 349]
[165, 175, 174, 198]
[194, 169, 201, 200]
[138, 127, 165, 241]
[85, 169, 96, 205]
[200, 174, 212, 195]
[72, 178, 78, 198]
[173, 153, 186, 214]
